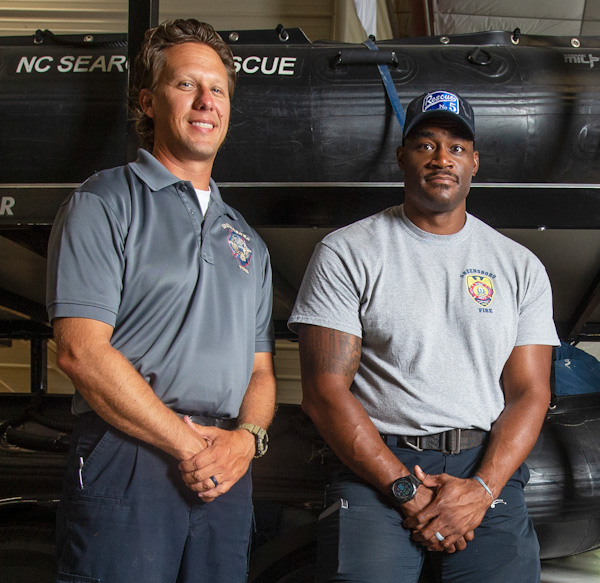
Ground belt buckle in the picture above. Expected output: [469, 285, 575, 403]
[444, 429, 461, 454]
[405, 436, 424, 452]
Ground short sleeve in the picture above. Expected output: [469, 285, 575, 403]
[288, 241, 363, 338]
[46, 191, 126, 326]
[515, 259, 560, 347]
[255, 245, 275, 353]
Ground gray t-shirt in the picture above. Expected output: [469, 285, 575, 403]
[47, 149, 274, 417]
[289, 205, 559, 436]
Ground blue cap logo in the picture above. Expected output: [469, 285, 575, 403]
[422, 91, 460, 115]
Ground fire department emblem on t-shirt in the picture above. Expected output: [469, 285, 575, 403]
[467, 275, 494, 307]
[228, 230, 252, 268]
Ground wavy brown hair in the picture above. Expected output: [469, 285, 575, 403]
[128, 19, 237, 151]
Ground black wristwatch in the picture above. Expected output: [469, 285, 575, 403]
[238, 423, 269, 458]
[391, 474, 422, 504]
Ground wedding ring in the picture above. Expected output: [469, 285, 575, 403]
[435, 531, 445, 542]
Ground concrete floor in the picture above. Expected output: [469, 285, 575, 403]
[541, 550, 600, 582]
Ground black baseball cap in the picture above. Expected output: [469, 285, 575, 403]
[403, 90, 475, 142]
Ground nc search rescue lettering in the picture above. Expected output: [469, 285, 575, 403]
[233, 55, 297, 76]
[0, 197, 15, 216]
[16, 55, 128, 74]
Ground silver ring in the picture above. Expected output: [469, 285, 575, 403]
[209, 476, 218, 487]
[435, 531, 445, 542]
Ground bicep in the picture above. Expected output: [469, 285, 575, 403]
[298, 324, 361, 395]
[501, 344, 553, 403]
[53, 317, 114, 361]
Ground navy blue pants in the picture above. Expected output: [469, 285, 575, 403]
[55, 414, 253, 583]
[316, 445, 540, 583]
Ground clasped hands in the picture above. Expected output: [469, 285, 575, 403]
[401, 465, 491, 553]
[177, 416, 255, 502]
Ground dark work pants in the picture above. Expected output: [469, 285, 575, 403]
[316, 445, 540, 583]
[55, 414, 253, 583]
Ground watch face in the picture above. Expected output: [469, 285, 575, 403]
[392, 476, 418, 503]
[394, 480, 414, 498]
[256, 432, 268, 456]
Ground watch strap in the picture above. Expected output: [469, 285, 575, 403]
[238, 423, 269, 458]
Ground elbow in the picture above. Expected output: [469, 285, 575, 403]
[300, 395, 314, 420]
[55, 344, 83, 380]
[300, 398, 312, 419]
[55, 334, 98, 382]
[300, 391, 324, 423]
[52, 318, 115, 391]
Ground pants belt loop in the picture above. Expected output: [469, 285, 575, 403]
[450, 428, 461, 454]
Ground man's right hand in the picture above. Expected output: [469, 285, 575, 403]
[177, 418, 209, 460]
[400, 466, 473, 553]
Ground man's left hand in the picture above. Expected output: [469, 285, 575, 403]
[178, 417, 255, 501]
[403, 465, 491, 550]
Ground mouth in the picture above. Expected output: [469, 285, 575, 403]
[426, 172, 458, 184]
[190, 121, 215, 130]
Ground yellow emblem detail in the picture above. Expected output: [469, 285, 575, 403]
[467, 275, 494, 307]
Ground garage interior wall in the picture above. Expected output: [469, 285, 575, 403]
[3, 0, 600, 38]
[0, 0, 415, 40]
[431, 0, 600, 36]
[0, 0, 347, 39]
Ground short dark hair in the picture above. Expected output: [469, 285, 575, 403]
[128, 19, 237, 150]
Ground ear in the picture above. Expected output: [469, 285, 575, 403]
[396, 145, 405, 170]
[139, 88, 155, 119]
[472, 150, 480, 177]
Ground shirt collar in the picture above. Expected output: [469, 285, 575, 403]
[129, 149, 237, 220]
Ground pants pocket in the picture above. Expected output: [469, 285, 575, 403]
[69, 416, 135, 501]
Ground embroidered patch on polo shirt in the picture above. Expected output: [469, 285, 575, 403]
[222, 222, 253, 274]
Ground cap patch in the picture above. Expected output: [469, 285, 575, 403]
[422, 91, 460, 115]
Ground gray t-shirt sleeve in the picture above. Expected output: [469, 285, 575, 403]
[288, 241, 363, 338]
[514, 256, 559, 347]
[46, 191, 125, 326]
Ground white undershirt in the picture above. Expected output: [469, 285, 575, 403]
[194, 188, 211, 216]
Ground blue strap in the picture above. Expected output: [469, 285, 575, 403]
[363, 37, 405, 131]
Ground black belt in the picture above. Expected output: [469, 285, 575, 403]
[381, 429, 488, 455]
[179, 413, 237, 430]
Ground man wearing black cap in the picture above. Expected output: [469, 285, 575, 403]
[288, 90, 559, 581]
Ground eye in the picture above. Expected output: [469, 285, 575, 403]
[178, 81, 194, 89]
[212, 86, 227, 96]
[451, 144, 465, 153]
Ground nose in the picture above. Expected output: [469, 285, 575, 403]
[429, 148, 453, 168]
[193, 86, 214, 110]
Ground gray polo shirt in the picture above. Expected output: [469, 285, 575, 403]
[47, 149, 274, 417]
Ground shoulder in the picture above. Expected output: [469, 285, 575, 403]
[77, 164, 136, 203]
[60, 164, 135, 218]
[321, 206, 400, 249]
[469, 214, 545, 266]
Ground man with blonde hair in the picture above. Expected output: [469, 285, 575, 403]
[47, 19, 275, 582]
